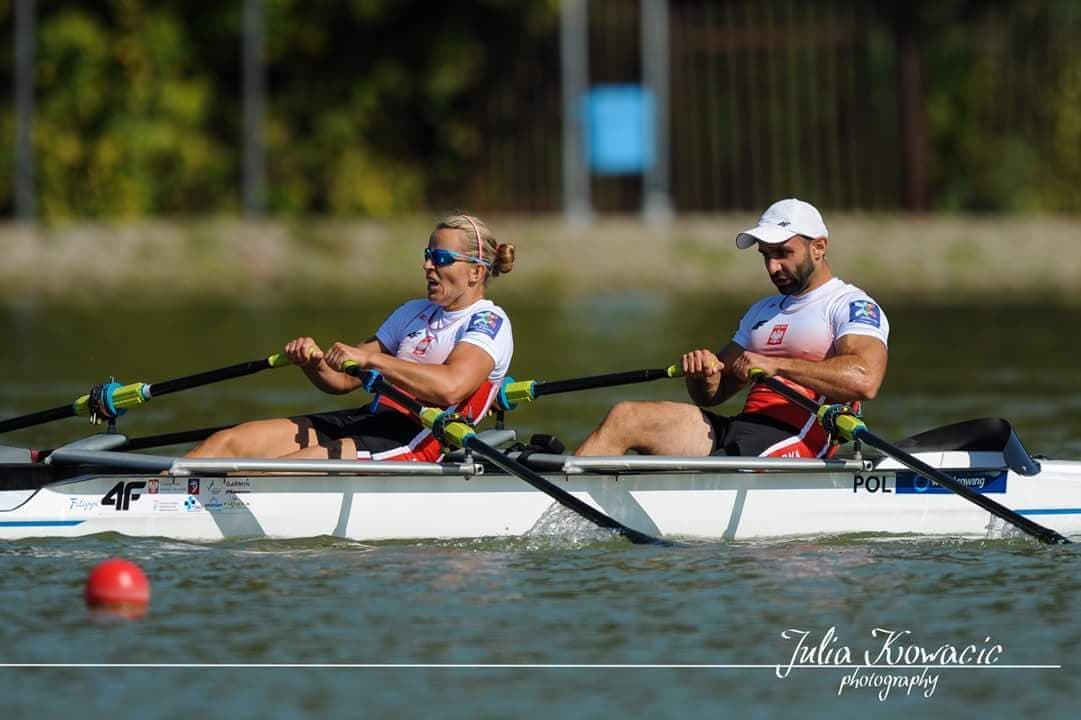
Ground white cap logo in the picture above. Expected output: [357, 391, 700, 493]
[736, 198, 829, 249]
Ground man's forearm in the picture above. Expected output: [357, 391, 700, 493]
[772, 355, 880, 401]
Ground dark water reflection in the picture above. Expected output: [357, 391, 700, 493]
[2, 295, 1080, 455]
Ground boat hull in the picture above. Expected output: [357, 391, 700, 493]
[3, 457, 1081, 542]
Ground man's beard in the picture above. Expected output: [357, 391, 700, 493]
[773, 255, 816, 295]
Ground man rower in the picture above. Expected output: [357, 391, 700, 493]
[576, 198, 889, 459]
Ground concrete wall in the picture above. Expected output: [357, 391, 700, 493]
[3, 215, 1078, 303]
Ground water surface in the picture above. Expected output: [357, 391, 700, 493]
[1, 296, 1079, 718]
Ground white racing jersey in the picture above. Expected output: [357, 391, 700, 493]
[732, 277, 889, 456]
[373, 298, 514, 422]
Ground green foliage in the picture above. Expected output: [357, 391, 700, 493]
[2, 0, 1079, 218]
[29, 2, 232, 218]
[2, 0, 560, 219]
[921, 1, 1081, 211]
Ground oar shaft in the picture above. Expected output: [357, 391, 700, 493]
[751, 371, 1070, 545]
[462, 437, 663, 545]
[146, 354, 290, 398]
[0, 353, 293, 435]
[0, 405, 76, 434]
[853, 431, 1070, 545]
[501, 365, 681, 407]
[121, 425, 234, 452]
[532, 366, 680, 398]
[342, 363, 669, 546]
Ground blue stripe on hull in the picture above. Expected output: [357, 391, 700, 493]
[1017, 508, 1081, 516]
[0, 520, 86, 527]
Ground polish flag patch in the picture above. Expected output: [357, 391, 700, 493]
[767, 324, 788, 346]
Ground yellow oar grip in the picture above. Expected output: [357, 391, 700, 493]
[71, 381, 148, 417]
[72, 394, 92, 417]
[270, 346, 321, 368]
[665, 364, 684, 378]
[816, 405, 866, 443]
[501, 380, 536, 404]
[268, 353, 293, 368]
[110, 382, 149, 410]
[418, 407, 474, 448]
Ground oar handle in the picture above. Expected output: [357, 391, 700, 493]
[498, 365, 682, 410]
[342, 361, 478, 449]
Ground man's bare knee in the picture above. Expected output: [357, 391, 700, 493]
[603, 401, 646, 430]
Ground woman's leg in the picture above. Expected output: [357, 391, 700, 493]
[279, 437, 358, 460]
[184, 417, 322, 458]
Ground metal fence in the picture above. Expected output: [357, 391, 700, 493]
[7, 0, 1081, 217]
[461, 0, 1081, 214]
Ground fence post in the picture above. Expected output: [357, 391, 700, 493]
[561, 0, 593, 224]
[642, 0, 673, 223]
[14, 0, 35, 221]
[896, 6, 928, 211]
[243, 0, 267, 216]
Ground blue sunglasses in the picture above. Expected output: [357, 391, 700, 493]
[424, 247, 492, 268]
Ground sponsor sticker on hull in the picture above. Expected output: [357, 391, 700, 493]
[894, 470, 1007, 494]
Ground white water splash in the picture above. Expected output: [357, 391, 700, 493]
[524, 501, 618, 544]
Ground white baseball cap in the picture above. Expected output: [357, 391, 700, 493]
[735, 198, 829, 249]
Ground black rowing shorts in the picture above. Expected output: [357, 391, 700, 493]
[702, 412, 802, 457]
[306, 404, 424, 455]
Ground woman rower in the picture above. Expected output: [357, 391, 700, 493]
[185, 213, 515, 461]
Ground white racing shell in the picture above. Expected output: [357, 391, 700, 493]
[2, 450, 1080, 542]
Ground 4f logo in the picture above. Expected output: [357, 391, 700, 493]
[101, 481, 146, 511]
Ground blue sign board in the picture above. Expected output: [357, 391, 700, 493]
[585, 84, 655, 175]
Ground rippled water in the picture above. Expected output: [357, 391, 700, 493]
[2, 297, 1081, 718]
[3, 534, 1078, 718]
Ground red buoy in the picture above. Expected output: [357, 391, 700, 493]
[85, 558, 151, 612]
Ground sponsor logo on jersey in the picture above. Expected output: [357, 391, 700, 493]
[767, 324, 788, 346]
[467, 311, 503, 339]
[849, 300, 881, 327]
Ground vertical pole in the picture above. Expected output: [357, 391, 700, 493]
[641, 0, 673, 223]
[560, 0, 593, 224]
[895, 6, 928, 211]
[14, 0, 35, 221]
[243, 0, 267, 216]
